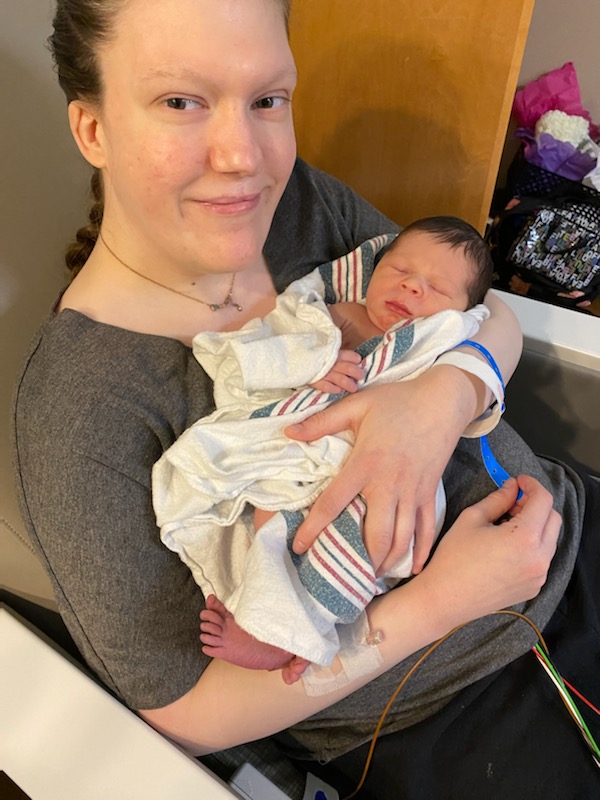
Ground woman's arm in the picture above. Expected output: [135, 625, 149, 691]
[140, 475, 559, 753]
[287, 292, 523, 574]
[450, 290, 523, 411]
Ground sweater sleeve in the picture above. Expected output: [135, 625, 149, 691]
[12, 314, 215, 708]
[265, 158, 400, 292]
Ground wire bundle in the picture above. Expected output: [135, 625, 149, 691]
[343, 610, 600, 799]
[533, 643, 600, 767]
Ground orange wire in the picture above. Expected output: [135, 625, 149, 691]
[341, 610, 546, 800]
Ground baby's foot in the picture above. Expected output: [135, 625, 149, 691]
[200, 594, 296, 672]
[281, 656, 311, 685]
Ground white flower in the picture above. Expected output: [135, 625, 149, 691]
[535, 109, 590, 147]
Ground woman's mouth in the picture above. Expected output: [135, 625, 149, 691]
[195, 193, 262, 215]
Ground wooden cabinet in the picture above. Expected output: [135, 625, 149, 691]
[289, 0, 534, 232]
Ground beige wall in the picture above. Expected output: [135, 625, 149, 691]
[499, 0, 599, 181]
[1, 1, 90, 602]
[519, 0, 599, 116]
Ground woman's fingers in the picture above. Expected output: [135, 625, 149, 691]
[492, 476, 561, 597]
[408, 499, 438, 575]
[286, 384, 448, 572]
[286, 395, 415, 565]
[463, 476, 522, 525]
[291, 459, 365, 554]
[286, 378, 473, 578]
[360, 487, 399, 573]
[505, 475, 561, 557]
[422, 476, 562, 623]
[285, 399, 353, 444]
[285, 402, 361, 554]
[511, 473, 553, 515]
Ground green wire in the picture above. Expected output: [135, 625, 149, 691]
[533, 644, 600, 760]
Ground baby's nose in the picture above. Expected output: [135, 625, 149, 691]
[401, 274, 425, 294]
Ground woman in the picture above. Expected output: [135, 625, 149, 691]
[12, 0, 598, 796]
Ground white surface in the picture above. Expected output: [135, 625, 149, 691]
[301, 772, 340, 800]
[494, 289, 600, 372]
[0, 607, 238, 800]
[230, 763, 291, 799]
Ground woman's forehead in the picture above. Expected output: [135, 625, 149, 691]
[103, 0, 293, 79]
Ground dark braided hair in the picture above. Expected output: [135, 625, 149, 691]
[64, 166, 104, 274]
[49, 0, 122, 275]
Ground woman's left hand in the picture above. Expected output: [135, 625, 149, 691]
[285, 364, 479, 575]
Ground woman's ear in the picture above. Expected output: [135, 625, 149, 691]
[67, 100, 106, 169]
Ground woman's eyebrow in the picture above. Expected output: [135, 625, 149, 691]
[139, 67, 211, 84]
[139, 66, 298, 85]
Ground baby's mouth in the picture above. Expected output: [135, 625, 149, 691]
[385, 300, 411, 317]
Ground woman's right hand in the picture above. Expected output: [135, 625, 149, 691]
[414, 475, 561, 628]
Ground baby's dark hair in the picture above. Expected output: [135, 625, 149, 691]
[392, 216, 493, 307]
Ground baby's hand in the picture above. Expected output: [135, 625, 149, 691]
[310, 350, 363, 394]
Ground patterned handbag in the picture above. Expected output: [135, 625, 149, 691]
[488, 156, 600, 310]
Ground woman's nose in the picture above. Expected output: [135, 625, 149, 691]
[207, 106, 261, 176]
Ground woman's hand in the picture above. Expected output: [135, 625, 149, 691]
[286, 294, 523, 577]
[285, 364, 480, 575]
[415, 475, 561, 626]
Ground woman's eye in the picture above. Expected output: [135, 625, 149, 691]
[164, 97, 201, 111]
[252, 96, 287, 110]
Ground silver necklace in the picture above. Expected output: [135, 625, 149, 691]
[99, 233, 243, 312]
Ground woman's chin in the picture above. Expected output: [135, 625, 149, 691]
[182, 231, 268, 275]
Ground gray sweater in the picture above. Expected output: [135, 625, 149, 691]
[12, 158, 584, 761]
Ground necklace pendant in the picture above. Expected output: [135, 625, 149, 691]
[209, 303, 222, 312]
[233, 302, 243, 312]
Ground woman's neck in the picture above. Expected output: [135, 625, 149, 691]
[57, 242, 278, 346]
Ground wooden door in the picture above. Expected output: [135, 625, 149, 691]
[289, 0, 534, 232]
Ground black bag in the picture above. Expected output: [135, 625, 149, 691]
[488, 157, 600, 310]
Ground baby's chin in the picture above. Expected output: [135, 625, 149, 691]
[373, 311, 414, 332]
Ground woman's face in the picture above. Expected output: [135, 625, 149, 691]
[86, 0, 297, 276]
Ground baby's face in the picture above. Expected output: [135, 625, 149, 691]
[365, 230, 471, 331]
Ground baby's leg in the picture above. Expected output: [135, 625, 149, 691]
[200, 594, 306, 675]
[253, 507, 276, 531]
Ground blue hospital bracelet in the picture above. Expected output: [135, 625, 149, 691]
[455, 339, 505, 390]
[454, 342, 522, 500]
[454, 339, 505, 412]
[480, 436, 524, 500]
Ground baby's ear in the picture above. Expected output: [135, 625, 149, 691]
[67, 101, 107, 169]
